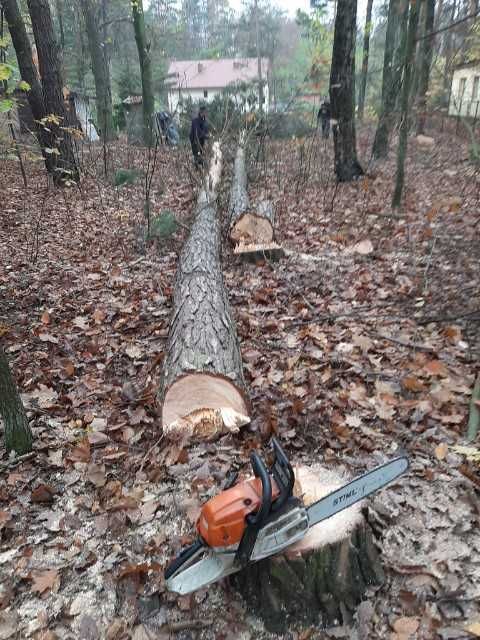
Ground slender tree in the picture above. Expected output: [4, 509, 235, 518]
[80, 0, 116, 141]
[372, 0, 409, 158]
[0, 0, 58, 175]
[358, 0, 374, 120]
[392, 0, 420, 208]
[416, 0, 436, 134]
[329, 0, 364, 181]
[26, 0, 79, 184]
[0, 347, 32, 455]
[131, 0, 154, 146]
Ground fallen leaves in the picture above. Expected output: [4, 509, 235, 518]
[31, 484, 55, 504]
[30, 569, 60, 595]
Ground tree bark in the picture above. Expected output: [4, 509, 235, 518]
[131, 0, 154, 146]
[0, 347, 32, 455]
[329, 0, 364, 181]
[80, 0, 116, 141]
[357, 0, 374, 121]
[0, 0, 57, 175]
[392, 0, 420, 208]
[442, 0, 457, 108]
[54, 0, 65, 52]
[160, 144, 249, 446]
[26, 0, 79, 184]
[372, 0, 409, 159]
[416, 0, 436, 134]
[232, 466, 384, 633]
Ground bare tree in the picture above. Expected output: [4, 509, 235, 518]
[392, 0, 420, 208]
[131, 0, 154, 146]
[330, 0, 364, 181]
[358, 0, 374, 121]
[417, 0, 436, 134]
[26, 0, 80, 184]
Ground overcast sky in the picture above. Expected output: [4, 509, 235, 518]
[229, 0, 369, 23]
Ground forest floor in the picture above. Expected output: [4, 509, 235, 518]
[0, 125, 479, 640]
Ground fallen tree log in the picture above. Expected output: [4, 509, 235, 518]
[232, 466, 384, 633]
[231, 199, 275, 246]
[160, 142, 249, 445]
[228, 144, 249, 224]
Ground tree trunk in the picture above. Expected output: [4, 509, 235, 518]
[26, 0, 79, 185]
[0, 0, 57, 175]
[54, 0, 65, 52]
[232, 466, 384, 634]
[442, 0, 457, 108]
[80, 0, 116, 141]
[392, 0, 420, 208]
[160, 143, 249, 448]
[372, 0, 409, 159]
[131, 0, 154, 147]
[416, 0, 436, 134]
[330, 0, 364, 182]
[357, 0, 374, 121]
[0, 347, 32, 455]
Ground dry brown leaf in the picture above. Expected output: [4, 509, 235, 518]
[68, 439, 91, 463]
[424, 360, 447, 377]
[402, 376, 426, 393]
[31, 484, 55, 504]
[392, 617, 419, 636]
[87, 463, 107, 488]
[40, 311, 50, 325]
[466, 621, 480, 636]
[30, 569, 60, 595]
[353, 239, 374, 255]
[435, 443, 449, 461]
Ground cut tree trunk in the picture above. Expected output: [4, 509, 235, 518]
[0, 346, 33, 455]
[229, 145, 282, 259]
[232, 466, 384, 634]
[160, 143, 249, 446]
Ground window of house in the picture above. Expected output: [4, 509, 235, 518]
[473, 76, 480, 101]
[459, 77, 467, 99]
[204, 90, 208, 99]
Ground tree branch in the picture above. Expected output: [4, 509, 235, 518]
[416, 9, 480, 41]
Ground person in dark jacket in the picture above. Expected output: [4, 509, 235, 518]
[317, 99, 331, 139]
[189, 105, 209, 166]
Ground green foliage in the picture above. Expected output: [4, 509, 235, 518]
[149, 210, 178, 239]
[114, 168, 143, 186]
[0, 62, 13, 81]
[0, 98, 14, 113]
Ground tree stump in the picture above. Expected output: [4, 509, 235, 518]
[232, 466, 384, 633]
[160, 143, 250, 446]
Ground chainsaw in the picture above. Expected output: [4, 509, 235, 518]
[165, 438, 408, 595]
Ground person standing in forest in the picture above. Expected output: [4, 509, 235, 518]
[189, 105, 209, 167]
[317, 98, 331, 139]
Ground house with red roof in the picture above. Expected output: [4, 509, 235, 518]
[166, 58, 270, 114]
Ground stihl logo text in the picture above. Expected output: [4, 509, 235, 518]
[333, 488, 357, 506]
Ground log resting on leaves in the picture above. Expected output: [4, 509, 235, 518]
[232, 466, 384, 634]
[160, 142, 249, 444]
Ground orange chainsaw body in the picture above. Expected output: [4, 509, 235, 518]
[197, 477, 280, 548]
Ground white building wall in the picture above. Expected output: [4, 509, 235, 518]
[449, 66, 480, 118]
[168, 83, 270, 116]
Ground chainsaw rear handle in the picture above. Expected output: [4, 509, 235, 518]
[247, 451, 272, 526]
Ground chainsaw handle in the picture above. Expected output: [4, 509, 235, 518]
[248, 451, 272, 526]
[270, 437, 295, 512]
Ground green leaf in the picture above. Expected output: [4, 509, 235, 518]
[18, 80, 31, 92]
[0, 98, 13, 113]
[0, 36, 10, 49]
[0, 63, 12, 81]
